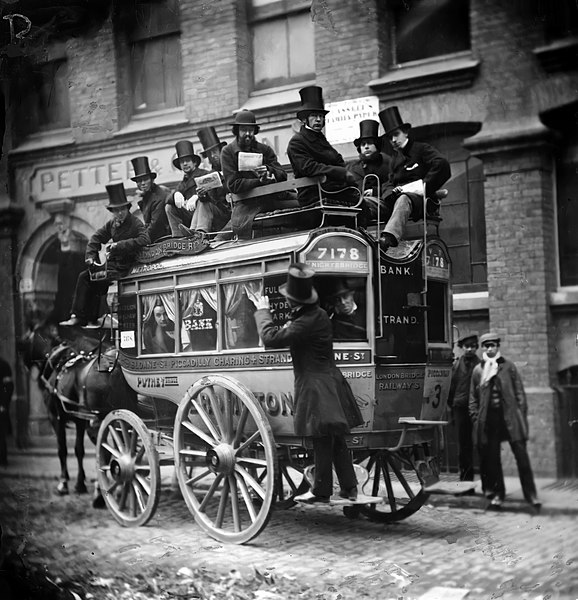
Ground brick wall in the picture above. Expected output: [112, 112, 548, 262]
[67, 17, 119, 143]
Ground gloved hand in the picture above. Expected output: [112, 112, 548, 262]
[345, 171, 357, 185]
[185, 195, 198, 211]
[174, 191, 186, 209]
[85, 257, 95, 266]
[255, 295, 270, 310]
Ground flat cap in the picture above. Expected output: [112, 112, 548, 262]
[480, 331, 501, 345]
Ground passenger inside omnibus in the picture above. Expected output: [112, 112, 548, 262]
[142, 297, 175, 354]
[323, 278, 367, 342]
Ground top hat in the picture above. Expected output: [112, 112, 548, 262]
[197, 126, 227, 156]
[378, 106, 412, 135]
[457, 332, 478, 347]
[173, 140, 201, 170]
[297, 86, 329, 120]
[231, 110, 259, 127]
[130, 156, 157, 182]
[105, 183, 131, 210]
[329, 279, 356, 299]
[480, 332, 501, 346]
[354, 119, 382, 149]
[279, 263, 318, 305]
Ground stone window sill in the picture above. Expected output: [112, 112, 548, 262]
[368, 54, 480, 102]
[114, 107, 188, 137]
[239, 81, 315, 113]
[533, 37, 578, 72]
[550, 288, 578, 310]
[10, 129, 74, 154]
[453, 291, 489, 313]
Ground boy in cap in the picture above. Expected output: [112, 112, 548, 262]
[220, 110, 296, 239]
[347, 119, 392, 224]
[378, 106, 451, 251]
[165, 140, 212, 236]
[129, 156, 171, 242]
[448, 332, 480, 483]
[60, 183, 150, 327]
[287, 86, 358, 206]
[470, 332, 542, 511]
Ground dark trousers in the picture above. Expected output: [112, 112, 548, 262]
[312, 435, 357, 498]
[0, 402, 10, 465]
[71, 269, 120, 321]
[453, 404, 474, 481]
[480, 406, 537, 502]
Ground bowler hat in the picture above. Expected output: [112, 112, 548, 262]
[329, 279, 356, 299]
[231, 110, 259, 127]
[457, 332, 478, 347]
[172, 140, 201, 170]
[197, 126, 227, 156]
[105, 183, 131, 210]
[354, 119, 381, 149]
[297, 86, 329, 120]
[378, 106, 411, 135]
[480, 332, 501, 346]
[130, 156, 157, 182]
[279, 263, 318, 305]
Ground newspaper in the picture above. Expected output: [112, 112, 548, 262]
[194, 171, 222, 190]
[238, 152, 263, 171]
[399, 179, 424, 196]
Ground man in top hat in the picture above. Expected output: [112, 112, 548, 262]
[60, 183, 150, 327]
[469, 332, 542, 512]
[287, 85, 358, 206]
[327, 280, 367, 341]
[220, 110, 297, 239]
[347, 119, 392, 224]
[448, 332, 480, 483]
[130, 156, 171, 243]
[377, 106, 451, 251]
[165, 140, 214, 237]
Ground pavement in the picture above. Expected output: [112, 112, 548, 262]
[2, 431, 578, 600]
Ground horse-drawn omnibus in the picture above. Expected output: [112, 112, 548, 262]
[94, 184, 453, 544]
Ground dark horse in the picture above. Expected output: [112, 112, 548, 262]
[19, 319, 137, 498]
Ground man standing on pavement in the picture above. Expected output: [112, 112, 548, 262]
[0, 356, 14, 467]
[347, 119, 391, 225]
[377, 106, 451, 251]
[60, 183, 150, 327]
[448, 332, 480, 483]
[469, 332, 542, 511]
[287, 85, 359, 206]
[220, 110, 297, 239]
[129, 156, 171, 242]
[165, 140, 212, 236]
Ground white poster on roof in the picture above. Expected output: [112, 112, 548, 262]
[324, 96, 381, 146]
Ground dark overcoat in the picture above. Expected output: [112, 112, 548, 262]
[469, 356, 529, 447]
[85, 212, 150, 274]
[448, 354, 480, 409]
[383, 139, 451, 218]
[137, 183, 171, 242]
[254, 304, 363, 437]
[347, 152, 391, 199]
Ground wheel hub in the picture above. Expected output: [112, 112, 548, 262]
[206, 444, 236, 475]
[109, 454, 135, 483]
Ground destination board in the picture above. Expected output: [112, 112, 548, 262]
[302, 234, 369, 272]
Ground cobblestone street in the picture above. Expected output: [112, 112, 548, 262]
[1, 438, 577, 599]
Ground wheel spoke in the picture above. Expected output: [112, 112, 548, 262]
[381, 456, 397, 510]
[119, 420, 131, 449]
[199, 473, 224, 512]
[387, 454, 416, 499]
[223, 389, 234, 443]
[234, 464, 266, 500]
[237, 456, 268, 468]
[216, 477, 230, 529]
[204, 385, 227, 441]
[228, 475, 241, 532]
[134, 473, 152, 496]
[235, 472, 258, 522]
[185, 467, 212, 486]
[183, 419, 218, 448]
[192, 397, 222, 443]
[106, 479, 120, 495]
[118, 482, 129, 511]
[235, 430, 261, 455]
[108, 423, 125, 453]
[233, 405, 249, 447]
[101, 441, 121, 460]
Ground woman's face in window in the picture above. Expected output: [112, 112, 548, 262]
[153, 306, 169, 329]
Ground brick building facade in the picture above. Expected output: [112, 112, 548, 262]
[2, 0, 578, 476]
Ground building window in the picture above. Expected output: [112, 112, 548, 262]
[17, 58, 71, 135]
[557, 156, 578, 287]
[411, 124, 486, 291]
[390, 0, 470, 65]
[125, 0, 183, 114]
[249, 0, 314, 91]
[537, 0, 578, 42]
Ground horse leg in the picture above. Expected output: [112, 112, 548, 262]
[74, 420, 88, 494]
[55, 417, 70, 495]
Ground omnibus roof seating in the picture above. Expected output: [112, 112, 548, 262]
[227, 175, 363, 238]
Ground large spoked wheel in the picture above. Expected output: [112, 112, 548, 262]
[174, 375, 277, 544]
[356, 446, 430, 523]
[274, 446, 311, 508]
[96, 409, 160, 527]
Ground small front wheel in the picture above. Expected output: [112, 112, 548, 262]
[96, 409, 160, 527]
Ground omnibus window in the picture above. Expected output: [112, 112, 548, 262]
[318, 276, 368, 342]
[426, 280, 448, 344]
[221, 280, 261, 349]
[141, 293, 176, 354]
[179, 286, 217, 352]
